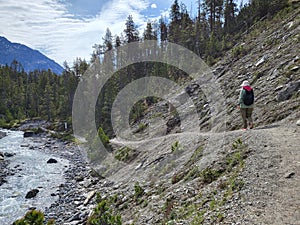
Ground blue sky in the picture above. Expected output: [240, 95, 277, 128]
[0, 0, 248, 66]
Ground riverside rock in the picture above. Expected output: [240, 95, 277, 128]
[23, 130, 35, 138]
[47, 158, 58, 164]
[25, 189, 39, 199]
[0, 131, 6, 139]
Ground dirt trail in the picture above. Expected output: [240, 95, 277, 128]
[222, 123, 300, 225]
[108, 120, 300, 224]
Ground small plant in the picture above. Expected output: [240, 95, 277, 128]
[13, 210, 55, 225]
[191, 211, 205, 224]
[232, 45, 247, 58]
[171, 172, 185, 184]
[209, 198, 217, 210]
[184, 166, 201, 182]
[87, 200, 122, 225]
[134, 122, 148, 133]
[134, 182, 144, 202]
[98, 127, 110, 148]
[200, 168, 222, 184]
[186, 146, 204, 167]
[163, 197, 176, 220]
[171, 140, 180, 152]
[115, 146, 132, 162]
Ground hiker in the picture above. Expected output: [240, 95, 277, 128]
[238, 80, 254, 130]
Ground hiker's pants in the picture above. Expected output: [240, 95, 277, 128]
[240, 108, 253, 129]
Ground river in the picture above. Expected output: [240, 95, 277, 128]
[0, 130, 69, 224]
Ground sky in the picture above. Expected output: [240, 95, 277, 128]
[0, 0, 248, 66]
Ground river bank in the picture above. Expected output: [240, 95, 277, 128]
[0, 121, 99, 224]
[0, 130, 10, 187]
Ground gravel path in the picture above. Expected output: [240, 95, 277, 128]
[222, 123, 300, 224]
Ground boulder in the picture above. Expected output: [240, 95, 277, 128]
[4, 152, 15, 157]
[277, 81, 300, 102]
[47, 158, 58, 164]
[297, 120, 300, 126]
[23, 131, 35, 138]
[25, 189, 39, 199]
[0, 131, 6, 139]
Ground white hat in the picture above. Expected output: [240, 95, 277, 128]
[241, 80, 250, 86]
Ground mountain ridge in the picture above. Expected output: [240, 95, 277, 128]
[0, 36, 63, 74]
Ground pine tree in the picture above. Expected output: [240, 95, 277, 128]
[124, 15, 139, 43]
[224, 0, 237, 34]
[168, 0, 181, 43]
[159, 16, 168, 49]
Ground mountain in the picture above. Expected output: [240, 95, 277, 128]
[0, 36, 63, 74]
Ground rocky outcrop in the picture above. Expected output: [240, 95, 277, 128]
[277, 81, 300, 102]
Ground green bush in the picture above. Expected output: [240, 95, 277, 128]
[98, 127, 110, 147]
[171, 141, 180, 152]
[87, 200, 122, 225]
[115, 146, 134, 162]
[232, 45, 247, 58]
[200, 168, 222, 184]
[134, 182, 144, 201]
[13, 210, 55, 225]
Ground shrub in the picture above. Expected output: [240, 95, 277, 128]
[134, 182, 144, 201]
[171, 141, 180, 152]
[200, 168, 222, 184]
[115, 146, 133, 162]
[134, 122, 148, 133]
[87, 200, 122, 225]
[98, 127, 110, 148]
[13, 210, 55, 225]
[232, 45, 247, 58]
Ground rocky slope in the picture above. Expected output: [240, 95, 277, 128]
[65, 4, 299, 225]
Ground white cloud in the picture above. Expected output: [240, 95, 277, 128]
[151, 3, 157, 9]
[0, 0, 250, 66]
[0, 0, 151, 66]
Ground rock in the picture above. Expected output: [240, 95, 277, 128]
[47, 158, 58, 164]
[20, 144, 30, 147]
[23, 131, 35, 138]
[296, 120, 300, 126]
[69, 212, 81, 222]
[25, 189, 39, 199]
[255, 56, 267, 67]
[75, 176, 84, 182]
[84, 190, 96, 206]
[284, 172, 295, 178]
[4, 152, 15, 157]
[0, 131, 6, 139]
[290, 66, 299, 71]
[277, 81, 300, 102]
